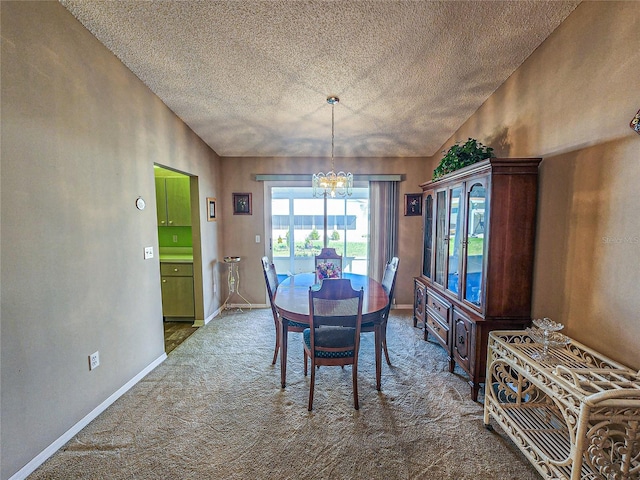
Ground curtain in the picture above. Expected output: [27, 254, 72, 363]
[368, 181, 398, 281]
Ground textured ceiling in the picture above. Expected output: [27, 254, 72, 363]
[60, 0, 580, 158]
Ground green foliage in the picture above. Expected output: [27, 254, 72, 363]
[330, 230, 340, 240]
[432, 138, 494, 180]
[308, 228, 320, 240]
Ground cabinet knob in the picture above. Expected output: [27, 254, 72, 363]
[169, 221, 173, 224]
[161, 220, 166, 224]
[162, 279, 166, 283]
[174, 268, 179, 272]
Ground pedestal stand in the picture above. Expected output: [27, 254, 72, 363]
[223, 256, 252, 311]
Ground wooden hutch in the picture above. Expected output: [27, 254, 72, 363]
[414, 157, 542, 400]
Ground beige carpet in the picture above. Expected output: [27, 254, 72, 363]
[29, 309, 540, 479]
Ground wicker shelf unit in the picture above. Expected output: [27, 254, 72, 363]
[484, 330, 640, 480]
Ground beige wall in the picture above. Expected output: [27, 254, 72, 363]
[219, 156, 433, 308]
[439, 1, 640, 369]
[2, 1, 639, 479]
[1, 3, 222, 479]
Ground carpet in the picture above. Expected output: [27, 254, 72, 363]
[29, 309, 539, 479]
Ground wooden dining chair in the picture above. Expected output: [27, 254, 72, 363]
[261, 256, 307, 365]
[314, 247, 342, 280]
[361, 257, 399, 366]
[304, 278, 364, 410]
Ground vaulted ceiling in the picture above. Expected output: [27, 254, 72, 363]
[61, 1, 580, 158]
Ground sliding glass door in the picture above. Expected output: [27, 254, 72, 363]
[270, 186, 369, 276]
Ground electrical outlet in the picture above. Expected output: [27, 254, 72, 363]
[255, 235, 260, 243]
[144, 246, 154, 259]
[89, 351, 100, 370]
[172, 235, 178, 243]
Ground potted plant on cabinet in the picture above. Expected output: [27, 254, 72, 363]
[432, 138, 494, 180]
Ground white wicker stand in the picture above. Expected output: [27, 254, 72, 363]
[484, 331, 640, 479]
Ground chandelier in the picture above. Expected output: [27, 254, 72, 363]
[312, 96, 353, 197]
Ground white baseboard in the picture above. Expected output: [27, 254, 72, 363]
[224, 303, 268, 309]
[9, 353, 167, 480]
[393, 304, 412, 310]
[193, 306, 223, 327]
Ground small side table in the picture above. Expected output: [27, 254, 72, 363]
[484, 330, 640, 479]
[222, 256, 252, 311]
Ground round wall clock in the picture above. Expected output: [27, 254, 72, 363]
[135, 197, 146, 210]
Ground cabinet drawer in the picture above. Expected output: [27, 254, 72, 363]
[426, 292, 451, 320]
[161, 263, 193, 276]
[425, 309, 450, 349]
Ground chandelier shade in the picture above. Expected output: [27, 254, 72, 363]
[312, 96, 353, 198]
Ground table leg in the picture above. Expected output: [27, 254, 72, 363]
[280, 319, 288, 388]
[375, 324, 382, 391]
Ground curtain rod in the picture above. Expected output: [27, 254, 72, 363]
[254, 174, 404, 182]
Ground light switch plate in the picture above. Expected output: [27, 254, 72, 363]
[144, 246, 154, 259]
[255, 235, 260, 243]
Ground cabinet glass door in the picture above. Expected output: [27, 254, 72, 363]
[446, 186, 463, 295]
[422, 193, 433, 279]
[464, 182, 486, 306]
[434, 190, 447, 285]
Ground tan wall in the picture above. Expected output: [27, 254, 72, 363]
[219, 156, 433, 308]
[0, 3, 222, 479]
[439, 1, 640, 369]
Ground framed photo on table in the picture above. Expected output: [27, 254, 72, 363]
[404, 193, 422, 216]
[232, 193, 252, 215]
[206, 197, 216, 221]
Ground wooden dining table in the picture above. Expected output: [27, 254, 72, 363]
[274, 272, 389, 391]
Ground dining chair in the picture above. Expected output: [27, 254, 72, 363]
[314, 247, 342, 280]
[304, 278, 364, 410]
[361, 257, 399, 366]
[261, 256, 307, 365]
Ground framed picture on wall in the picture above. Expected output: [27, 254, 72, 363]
[232, 193, 252, 215]
[206, 197, 216, 221]
[404, 193, 422, 216]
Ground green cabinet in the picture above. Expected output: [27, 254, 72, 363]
[160, 262, 195, 318]
[155, 177, 191, 226]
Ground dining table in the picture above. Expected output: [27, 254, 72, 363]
[274, 272, 389, 391]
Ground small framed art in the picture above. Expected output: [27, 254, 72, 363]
[232, 193, 252, 215]
[404, 193, 422, 216]
[206, 197, 216, 221]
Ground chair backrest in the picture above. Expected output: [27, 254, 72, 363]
[381, 257, 399, 314]
[314, 247, 343, 279]
[308, 279, 364, 353]
[261, 256, 279, 312]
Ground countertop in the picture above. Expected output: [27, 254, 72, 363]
[159, 247, 193, 264]
[159, 254, 193, 263]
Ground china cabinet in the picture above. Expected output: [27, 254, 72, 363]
[414, 157, 542, 400]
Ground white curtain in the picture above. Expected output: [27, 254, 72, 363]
[368, 181, 398, 281]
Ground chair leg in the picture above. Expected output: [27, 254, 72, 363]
[352, 361, 359, 410]
[382, 320, 391, 366]
[272, 319, 280, 365]
[308, 359, 316, 411]
[304, 350, 308, 376]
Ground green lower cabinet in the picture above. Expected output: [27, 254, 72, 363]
[160, 263, 194, 318]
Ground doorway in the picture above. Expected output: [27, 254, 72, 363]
[154, 165, 201, 352]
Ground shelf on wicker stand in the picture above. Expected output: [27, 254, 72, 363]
[484, 331, 640, 480]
